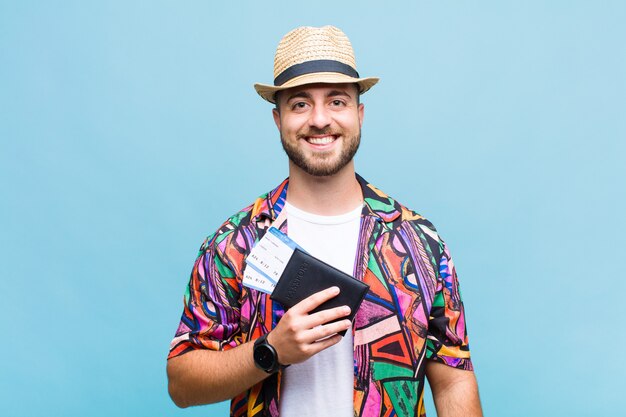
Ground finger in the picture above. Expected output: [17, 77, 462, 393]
[307, 333, 344, 356]
[303, 319, 351, 343]
[291, 286, 340, 314]
[306, 305, 351, 328]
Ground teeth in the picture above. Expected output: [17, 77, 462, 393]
[307, 136, 335, 145]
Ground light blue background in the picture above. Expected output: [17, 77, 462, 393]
[1, 1, 624, 416]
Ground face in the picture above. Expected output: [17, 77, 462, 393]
[273, 83, 364, 177]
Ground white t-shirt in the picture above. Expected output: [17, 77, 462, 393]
[279, 201, 362, 417]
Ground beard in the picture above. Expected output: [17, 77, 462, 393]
[280, 128, 361, 177]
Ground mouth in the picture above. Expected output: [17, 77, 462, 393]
[303, 135, 339, 147]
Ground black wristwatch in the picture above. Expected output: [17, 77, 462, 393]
[253, 333, 280, 374]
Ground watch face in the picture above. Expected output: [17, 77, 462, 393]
[254, 344, 275, 370]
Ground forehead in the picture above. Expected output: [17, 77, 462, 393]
[278, 83, 359, 101]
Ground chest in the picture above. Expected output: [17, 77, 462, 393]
[238, 219, 440, 347]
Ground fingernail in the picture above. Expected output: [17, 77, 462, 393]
[343, 306, 351, 314]
[331, 286, 340, 294]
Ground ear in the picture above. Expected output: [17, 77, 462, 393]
[272, 108, 281, 130]
[358, 103, 364, 129]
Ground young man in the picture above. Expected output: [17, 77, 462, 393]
[167, 26, 482, 417]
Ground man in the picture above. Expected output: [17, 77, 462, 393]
[167, 26, 482, 417]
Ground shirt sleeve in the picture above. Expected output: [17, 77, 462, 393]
[425, 240, 473, 370]
[168, 231, 243, 359]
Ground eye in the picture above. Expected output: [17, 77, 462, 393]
[330, 99, 346, 107]
[291, 101, 309, 111]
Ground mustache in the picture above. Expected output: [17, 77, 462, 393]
[297, 127, 340, 138]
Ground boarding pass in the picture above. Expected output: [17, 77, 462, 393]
[243, 227, 302, 294]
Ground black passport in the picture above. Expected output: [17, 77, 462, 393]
[270, 248, 369, 336]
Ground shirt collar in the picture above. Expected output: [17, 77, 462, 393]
[251, 174, 407, 227]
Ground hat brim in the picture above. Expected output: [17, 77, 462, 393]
[254, 72, 379, 104]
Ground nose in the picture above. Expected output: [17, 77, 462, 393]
[308, 104, 332, 130]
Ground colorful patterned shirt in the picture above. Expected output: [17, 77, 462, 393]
[168, 174, 472, 417]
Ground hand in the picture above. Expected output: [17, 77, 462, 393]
[266, 286, 351, 366]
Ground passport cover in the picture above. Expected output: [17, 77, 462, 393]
[270, 248, 370, 336]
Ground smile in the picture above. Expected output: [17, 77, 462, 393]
[304, 135, 337, 145]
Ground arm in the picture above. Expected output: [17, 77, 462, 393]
[167, 340, 265, 408]
[167, 286, 352, 408]
[422, 232, 480, 415]
[425, 361, 482, 417]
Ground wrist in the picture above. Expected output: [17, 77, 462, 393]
[253, 332, 281, 373]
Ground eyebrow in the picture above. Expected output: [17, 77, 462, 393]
[285, 88, 353, 103]
[327, 89, 353, 100]
[285, 91, 312, 102]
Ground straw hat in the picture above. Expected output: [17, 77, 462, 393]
[254, 26, 379, 103]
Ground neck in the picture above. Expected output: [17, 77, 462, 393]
[286, 161, 363, 216]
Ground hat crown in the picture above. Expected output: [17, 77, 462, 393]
[273, 26, 357, 79]
[254, 25, 378, 103]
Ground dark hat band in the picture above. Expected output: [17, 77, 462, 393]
[274, 59, 360, 86]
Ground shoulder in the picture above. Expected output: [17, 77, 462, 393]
[195, 177, 289, 260]
[399, 201, 445, 262]
[196, 191, 269, 256]
[366, 180, 445, 261]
